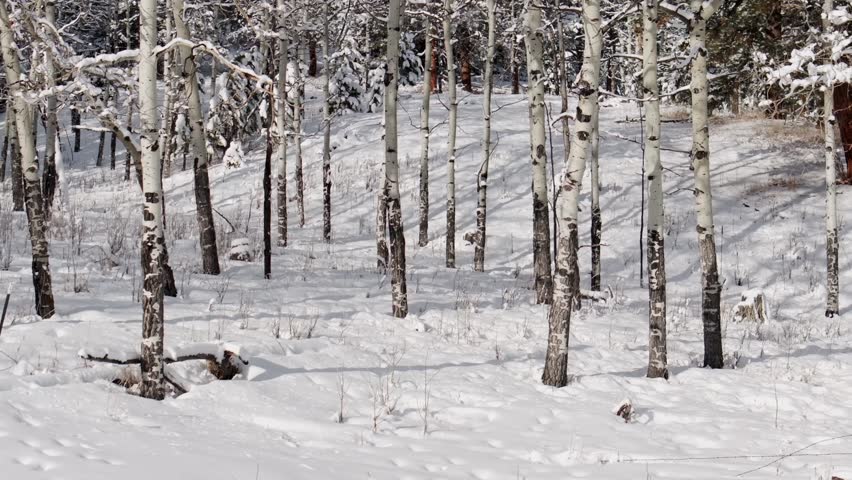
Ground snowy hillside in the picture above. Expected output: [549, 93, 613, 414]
[0, 91, 850, 479]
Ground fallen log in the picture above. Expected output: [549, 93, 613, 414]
[82, 346, 248, 380]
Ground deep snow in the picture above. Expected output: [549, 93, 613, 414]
[0, 87, 850, 479]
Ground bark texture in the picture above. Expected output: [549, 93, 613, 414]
[542, 0, 601, 387]
[276, 0, 289, 247]
[138, 0, 166, 400]
[689, 0, 724, 369]
[0, 0, 55, 319]
[443, 0, 458, 269]
[643, 0, 668, 379]
[475, 0, 497, 273]
[322, 2, 332, 243]
[418, 17, 433, 248]
[824, 0, 840, 317]
[173, 0, 220, 275]
[386, 0, 408, 317]
[524, 0, 553, 304]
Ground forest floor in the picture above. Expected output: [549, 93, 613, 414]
[0, 87, 850, 479]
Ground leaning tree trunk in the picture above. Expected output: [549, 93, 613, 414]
[276, 0, 289, 247]
[0, 0, 55, 319]
[138, 0, 166, 401]
[824, 0, 840, 317]
[418, 16, 433, 247]
[386, 0, 409, 318]
[524, 0, 553, 304]
[321, 2, 332, 242]
[542, 0, 601, 388]
[689, 0, 723, 369]
[42, 0, 59, 219]
[173, 0, 220, 275]
[474, 0, 497, 272]
[443, 0, 458, 269]
[643, 0, 667, 379]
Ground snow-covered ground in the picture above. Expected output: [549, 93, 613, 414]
[0, 89, 849, 479]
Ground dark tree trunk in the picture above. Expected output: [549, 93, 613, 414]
[1, 121, 8, 183]
[96, 130, 106, 167]
[591, 206, 602, 291]
[430, 37, 441, 93]
[461, 52, 472, 93]
[10, 116, 23, 212]
[263, 97, 273, 279]
[512, 65, 520, 95]
[110, 130, 118, 170]
[71, 107, 81, 153]
[699, 230, 723, 368]
[833, 83, 852, 181]
[308, 38, 318, 77]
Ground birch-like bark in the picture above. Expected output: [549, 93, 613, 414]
[689, 0, 723, 369]
[542, 0, 601, 387]
[293, 1, 305, 229]
[824, 0, 840, 317]
[9, 110, 22, 211]
[474, 0, 497, 272]
[161, 0, 175, 178]
[386, 0, 408, 318]
[524, 0, 553, 304]
[138, 0, 166, 400]
[42, 0, 58, 218]
[172, 0, 220, 275]
[418, 15, 433, 247]
[276, 0, 289, 247]
[322, 1, 332, 242]
[643, 0, 667, 379]
[0, 0, 54, 318]
[589, 103, 601, 293]
[443, 0, 458, 269]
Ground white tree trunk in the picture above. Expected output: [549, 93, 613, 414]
[293, 0, 305, 228]
[824, 0, 840, 317]
[172, 0, 220, 276]
[386, 0, 409, 317]
[161, 0, 174, 177]
[277, 0, 289, 247]
[474, 0, 497, 272]
[322, 1, 332, 242]
[418, 15, 433, 248]
[542, 0, 601, 387]
[643, 0, 667, 379]
[138, 0, 166, 400]
[524, 0, 553, 304]
[689, 0, 723, 369]
[0, 0, 55, 319]
[443, 0, 458, 268]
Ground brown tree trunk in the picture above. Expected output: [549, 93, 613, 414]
[461, 52, 472, 92]
[833, 83, 852, 182]
[308, 38, 318, 77]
